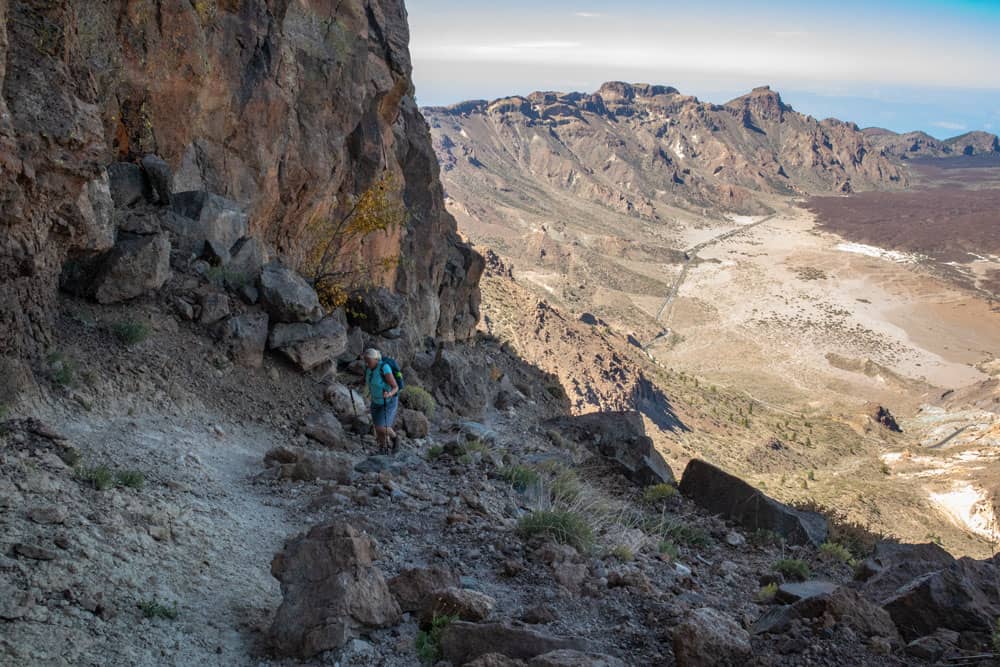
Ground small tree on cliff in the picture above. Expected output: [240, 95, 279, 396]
[303, 173, 406, 309]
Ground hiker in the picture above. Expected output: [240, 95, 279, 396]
[363, 348, 400, 451]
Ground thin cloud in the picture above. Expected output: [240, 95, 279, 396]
[931, 120, 966, 131]
[574, 12, 602, 18]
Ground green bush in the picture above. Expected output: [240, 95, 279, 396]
[139, 598, 178, 620]
[115, 470, 145, 490]
[415, 614, 456, 664]
[517, 510, 594, 553]
[47, 352, 75, 387]
[400, 385, 436, 418]
[756, 583, 778, 603]
[610, 544, 634, 562]
[773, 558, 810, 582]
[819, 541, 854, 564]
[660, 519, 709, 547]
[500, 465, 541, 492]
[78, 465, 115, 491]
[426, 445, 444, 461]
[658, 540, 679, 559]
[112, 320, 149, 346]
[549, 468, 582, 502]
[642, 483, 678, 504]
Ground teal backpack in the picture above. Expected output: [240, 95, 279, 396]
[369, 357, 405, 391]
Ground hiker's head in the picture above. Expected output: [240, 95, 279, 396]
[363, 348, 381, 369]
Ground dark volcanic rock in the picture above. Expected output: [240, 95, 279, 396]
[678, 459, 827, 546]
[259, 262, 324, 324]
[140, 154, 173, 204]
[440, 621, 590, 664]
[346, 286, 404, 334]
[88, 233, 171, 304]
[544, 411, 674, 485]
[106, 162, 151, 208]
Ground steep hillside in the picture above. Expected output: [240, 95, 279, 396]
[424, 82, 906, 223]
[0, 0, 480, 358]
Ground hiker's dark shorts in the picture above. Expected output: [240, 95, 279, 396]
[371, 395, 399, 428]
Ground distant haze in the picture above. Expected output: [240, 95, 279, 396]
[408, 0, 1000, 137]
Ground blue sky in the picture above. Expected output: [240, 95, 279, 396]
[408, 0, 1000, 136]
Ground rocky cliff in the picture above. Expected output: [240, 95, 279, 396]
[424, 82, 907, 220]
[863, 127, 1000, 159]
[0, 0, 481, 358]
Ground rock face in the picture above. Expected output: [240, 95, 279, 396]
[0, 0, 481, 357]
[864, 127, 1000, 159]
[268, 522, 400, 658]
[678, 459, 827, 546]
[545, 412, 673, 485]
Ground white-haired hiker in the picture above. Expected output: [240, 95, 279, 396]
[363, 348, 400, 452]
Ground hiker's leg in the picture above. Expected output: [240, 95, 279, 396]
[374, 425, 387, 449]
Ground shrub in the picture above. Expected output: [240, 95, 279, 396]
[400, 385, 436, 418]
[426, 445, 444, 461]
[500, 465, 540, 492]
[545, 384, 566, 400]
[47, 352, 75, 387]
[115, 470, 145, 490]
[545, 429, 570, 448]
[660, 519, 710, 547]
[658, 540, 679, 559]
[819, 541, 854, 564]
[302, 173, 406, 309]
[610, 544, 634, 562]
[111, 320, 149, 346]
[749, 529, 782, 547]
[139, 598, 178, 620]
[78, 465, 115, 491]
[773, 558, 810, 582]
[415, 613, 456, 664]
[549, 467, 582, 502]
[517, 510, 594, 553]
[756, 583, 778, 603]
[642, 483, 677, 504]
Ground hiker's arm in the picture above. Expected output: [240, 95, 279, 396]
[382, 369, 398, 398]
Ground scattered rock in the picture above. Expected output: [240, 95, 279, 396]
[725, 531, 746, 547]
[421, 587, 496, 624]
[678, 459, 827, 546]
[858, 541, 955, 600]
[227, 236, 268, 283]
[140, 154, 173, 204]
[268, 315, 347, 371]
[198, 292, 230, 326]
[14, 543, 57, 561]
[905, 628, 960, 662]
[167, 191, 248, 259]
[301, 411, 349, 449]
[401, 408, 430, 438]
[27, 504, 68, 525]
[90, 233, 172, 304]
[219, 312, 269, 368]
[346, 286, 404, 334]
[440, 621, 590, 664]
[672, 607, 751, 667]
[529, 650, 627, 667]
[774, 581, 839, 605]
[259, 262, 323, 324]
[754, 587, 898, 640]
[268, 522, 401, 658]
[264, 446, 355, 483]
[325, 383, 368, 421]
[174, 296, 196, 321]
[544, 411, 673, 486]
[107, 162, 151, 207]
[389, 567, 461, 613]
[521, 605, 557, 624]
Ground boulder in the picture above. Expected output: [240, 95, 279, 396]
[401, 408, 430, 438]
[678, 459, 827, 546]
[881, 555, 1000, 641]
[269, 316, 348, 371]
[165, 191, 249, 260]
[905, 629, 960, 662]
[858, 541, 956, 601]
[227, 237, 268, 282]
[774, 580, 839, 604]
[268, 522, 400, 658]
[259, 262, 324, 324]
[106, 162, 151, 207]
[27, 504, 68, 525]
[198, 292, 230, 326]
[440, 621, 590, 665]
[388, 566, 461, 613]
[302, 411, 350, 449]
[457, 420, 499, 445]
[672, 607, 751, 667]
[140, 154, 173, 204]
[529, 650, 626, 667]
[420, 587, 496, 624]
[90, 233, 171, 304]
[264, 446, 355, 483]
[428, 348, 491, 416]
[544, 412, 673, 486]
[219, 312, 269, 368]
[346, 286, 404, 334]
[325, 383, 368, 421]
[753, 587, 898, 640]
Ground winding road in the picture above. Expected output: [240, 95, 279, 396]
[644, 214, 776, 350]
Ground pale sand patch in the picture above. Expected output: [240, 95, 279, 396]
[928, 484, 999, 541]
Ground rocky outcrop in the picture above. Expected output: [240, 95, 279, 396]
[0, 0, 481, 358]
[440, 621, 591, 664]
[673, 607, 752, 667]
[678, 459, 828, 546]
[864, 127, 1000, 159]
[268, 521, 400, 658]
